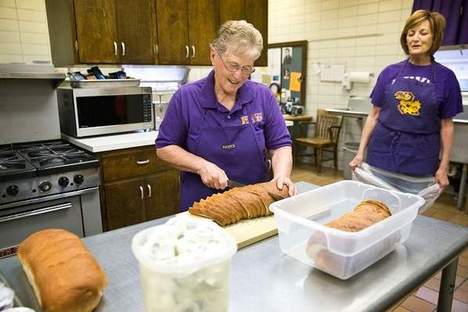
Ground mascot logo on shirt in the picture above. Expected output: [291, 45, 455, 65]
[240, 115, 249, 125]
[394, 91, 421, 116]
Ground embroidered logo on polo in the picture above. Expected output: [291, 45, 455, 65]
[394, 91, 421, 116]
[240, 115, 249, 125]
[252, 112, 263, 123]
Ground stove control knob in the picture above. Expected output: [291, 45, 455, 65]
[6, 185, 19, 196]
[74, 174, 84, 185]
[39, 181, 52, 192]
[58, 176, 69, 187]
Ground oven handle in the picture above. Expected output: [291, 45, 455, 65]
[0, 203, 72, 224]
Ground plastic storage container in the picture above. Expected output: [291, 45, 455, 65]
[269, 180, 424, 280]
[132, 216, 237, 312]
[342, 142, 360, 180]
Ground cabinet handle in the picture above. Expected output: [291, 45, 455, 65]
[191, 45, 196, 59]
[139, 186, 144, 199]
[153, 44, 159, 55]
[136, 159, 150, 165]
[185, 45, 189, 58]
[113, 41, 118, 56]
[121, 42, 126, 56]
[147, 184, 152, 198]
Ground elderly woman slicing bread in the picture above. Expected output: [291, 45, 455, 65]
[156, 20, 295, 211]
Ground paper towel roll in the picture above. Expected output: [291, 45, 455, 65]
[348, 72, 372, 83]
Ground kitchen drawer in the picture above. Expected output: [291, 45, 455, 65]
[100, 147, 171, 182]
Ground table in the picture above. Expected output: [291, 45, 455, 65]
[0, 182, 467, 312]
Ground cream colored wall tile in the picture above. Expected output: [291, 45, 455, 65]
[339, 6, 357, 18]
[377, 33, 400, 45]
[0, 54, 22, 63]
[356, 25, 375, 36]
[356, 36, 376, 46]
[377, 21, 400, 34]
[16, 0, 45, 11]
[355, 45, 376, 56]
[0, 42, 21, 54]
[357, 3, 378, 15]
[379, 0, 401, 12]
[401, 0, 413, 10]
[339, 17, 357, 28]
[0, 0, 15, 8]
[0, 18, 18, 31]
[17, 8, 46, 22]
[337, 38, 356, 47]
[339, 26, 357, 37]
[0, 7, 16, 19]
[20, 32, 48, 44]
[18, 20, 47, 33]
[378, 10, 402, 23]
[340, 0, 359, 8]
[355, 56, 375, 66]
[358, 0, 378, 4]
[321, 9, 338, 21]
[357, 13, 378, 26]
[320, 18, 338, 30]
[21, 43, 48, 55]
[321, 0, 339, 11]
[23, 54, 50, 63]
[0, 30, 19, 43]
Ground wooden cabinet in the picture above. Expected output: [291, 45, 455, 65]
[99, 146, 180, 231]
[46, 0, 157, 65]
[45, 0, 267, 66]
[156, 0, 217, 65]
[218, 0, 268, 66]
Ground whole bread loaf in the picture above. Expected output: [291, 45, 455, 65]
[17, 229, 107, 312]
[325, 200, 391, 232]
[189, 181, 290, 226]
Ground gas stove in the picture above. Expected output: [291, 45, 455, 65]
[0, 140, 100, 205]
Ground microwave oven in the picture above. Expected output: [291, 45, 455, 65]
[57, 86, 153, 137]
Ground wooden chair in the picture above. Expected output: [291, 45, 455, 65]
[294, 109, 343, 173]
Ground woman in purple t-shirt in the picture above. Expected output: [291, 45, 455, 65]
[156, 21, 295, 211]
[350, 10, 463, 189]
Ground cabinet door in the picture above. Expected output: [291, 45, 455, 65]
[219, 0, 245, 24]
[74, 0, 119, 63]
[144, 170, 180, 221]
[245, 0, 268, 66]
[156, 0, 189, 64]
[104, 179, 145, 230]
[187, 0, 217, 65]
[115, 0, 157, 64]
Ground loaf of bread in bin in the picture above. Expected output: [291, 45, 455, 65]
[306, 200, 397, 275]
[189, 181, 290, 226]
[17, 229, 107, 312]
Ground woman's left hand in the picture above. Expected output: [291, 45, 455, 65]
[435, 167, 449, 189]
[273, 177, 296, 197]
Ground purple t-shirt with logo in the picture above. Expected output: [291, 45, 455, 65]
[156, 70, 291, 151]
[371, 60, 463, 119]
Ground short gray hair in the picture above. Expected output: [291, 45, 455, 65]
[210, 20, 263, 60]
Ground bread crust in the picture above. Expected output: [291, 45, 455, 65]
[17, 229, 107, 312]
[189, 181, 290, 226]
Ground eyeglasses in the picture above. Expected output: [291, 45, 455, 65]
[216, 51, 255, 76]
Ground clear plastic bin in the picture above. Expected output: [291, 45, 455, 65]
[269, 180, 425, 280]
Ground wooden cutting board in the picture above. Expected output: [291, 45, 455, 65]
[179, 212, 278, 249]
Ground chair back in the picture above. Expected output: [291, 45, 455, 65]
[314, 109, 343, 143]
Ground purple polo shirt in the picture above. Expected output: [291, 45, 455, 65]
[371, 60, 463, 118]
[156, 70, 291, 151]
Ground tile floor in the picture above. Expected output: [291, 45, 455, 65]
[290, 164, 468, 312]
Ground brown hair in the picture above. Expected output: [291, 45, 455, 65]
[400, 10, 446, 56]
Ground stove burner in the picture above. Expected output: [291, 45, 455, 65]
[0, 150, 27, 170]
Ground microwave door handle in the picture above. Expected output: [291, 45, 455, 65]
[0, 203, 72, 224]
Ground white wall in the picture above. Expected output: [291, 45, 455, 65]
[268, 0, 413, 114]
[0, 0, 51, 64]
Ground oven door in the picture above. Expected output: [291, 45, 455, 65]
[0, 196, 84, 258]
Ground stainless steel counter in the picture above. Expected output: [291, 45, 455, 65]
[0, 182, 467, 312]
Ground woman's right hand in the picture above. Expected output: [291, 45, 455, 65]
[197, 161, 229, 190]
[349, 152, 364, 171]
